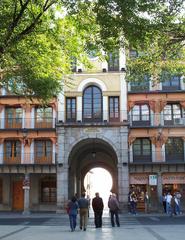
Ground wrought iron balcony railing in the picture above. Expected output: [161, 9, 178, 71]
[1, 118, 56, 129]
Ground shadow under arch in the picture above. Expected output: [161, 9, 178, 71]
[68, 138, 118, 199]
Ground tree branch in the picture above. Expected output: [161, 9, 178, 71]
[5, 0, 31, 47]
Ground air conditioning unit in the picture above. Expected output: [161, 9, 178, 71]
[174, 118, 183, 125]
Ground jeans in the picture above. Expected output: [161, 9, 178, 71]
[166, 202, 172, 214]
[175, 203, 180, 215]
[110, 210, 120, 227]
[130, 201, 137, 214]
[69, 214, 77, 231]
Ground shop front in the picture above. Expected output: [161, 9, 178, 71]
[130, 173, 158, 212]
[162, 173, 185, 210]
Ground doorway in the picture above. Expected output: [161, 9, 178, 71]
[12, 180, 24, 211]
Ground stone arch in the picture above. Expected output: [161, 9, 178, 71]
[67, 137, 119, 197]
[66, 135, 119, 163]
[78, 78, 107, 92]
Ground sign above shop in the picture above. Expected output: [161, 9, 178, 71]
[149, 175, 157, 186]
[162, 174, 185, 184]
[130, 174, 148, 184]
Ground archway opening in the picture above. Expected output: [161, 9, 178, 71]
[84, 167, 113, 208]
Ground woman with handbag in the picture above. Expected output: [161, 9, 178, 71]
[67, 196, 79, 232]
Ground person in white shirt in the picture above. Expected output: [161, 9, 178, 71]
[165, 192, 172, 214]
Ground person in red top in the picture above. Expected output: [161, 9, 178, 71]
[92, 192, 104, 228]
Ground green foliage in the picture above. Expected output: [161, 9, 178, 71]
[0, 0, 100, 101]
[94, 0, 185, 83]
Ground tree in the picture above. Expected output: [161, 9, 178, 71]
[0, 0, 99, 101]
[93, 0, 185, 83]
[1, 1, 185, 100]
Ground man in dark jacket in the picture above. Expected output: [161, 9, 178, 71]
[92, 192, 104, 228]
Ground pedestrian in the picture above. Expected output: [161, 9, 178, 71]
[78, 192, 89, 231]
[165, 192, 172, 215]
[130, 191, 137, 215]
[162, 193, 166, 213]
[175, 191, 182, 214]
[108, 193, 120, 227]
[67, 196, 78, 232]
[92, 192, 104, 228]
[144, 191, 150, 213]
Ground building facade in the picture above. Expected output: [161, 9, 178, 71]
[56, 49, 129, 212]
[0, 89, 57, 212]
[0, 49, 185, 213]
[128, 74, 185, 211]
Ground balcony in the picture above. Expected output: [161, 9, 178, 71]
[130, 150, 184, 164]
[129, 113, 185, 127]
[1, 118, 55, 129]
[1, 153, 55, 165]
[58, 110, 128, 126]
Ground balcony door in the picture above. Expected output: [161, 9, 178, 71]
[83, 85, 102, 122]
[4, 140, 21, 164]
[5, 107, 22, 128]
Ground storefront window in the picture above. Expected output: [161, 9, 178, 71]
[40, 178, 56, 203]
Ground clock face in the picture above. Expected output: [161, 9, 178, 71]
[88, 50, 99, 60]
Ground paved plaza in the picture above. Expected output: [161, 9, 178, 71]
[0, 211, 185, 240]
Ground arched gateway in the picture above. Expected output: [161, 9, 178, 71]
[56, 126, 129, 213]
[68, 138, 118, 198]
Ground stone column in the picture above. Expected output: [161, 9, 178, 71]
[56, 126, 68, 213]
[57, 164, 69, 213]
[118, 126, 129, 211]
[157, 172, 163, 211]
[23, 174, 30, 215]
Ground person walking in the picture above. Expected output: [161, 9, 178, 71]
[67, 196, 79, 232]
[78, 192, 89, 231]
[92, 192, 104, 228]
[108, 193, 120, 227]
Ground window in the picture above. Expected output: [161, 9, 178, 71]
[4, 140, 21, 164]
[41, 178, 56, 203]
[109, 97, 119, 122]
[165, 138, 184, 162]
[129, 50, 138, 59]
[162, 75, 181, 90]
[66, 97, 76, 122]
[130, 76, 150, 92]
[0, 179, 2, 203]
[5, 107, 22, 128]
[35, 140, 52, 164]
[131, 104, 150, 126]
[163, 104, 182, 125]
[83, 85, 102, 122]
[133, 138, 152, 162]
[35, 107, 53, 128]
[108, 51, 119, 71]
